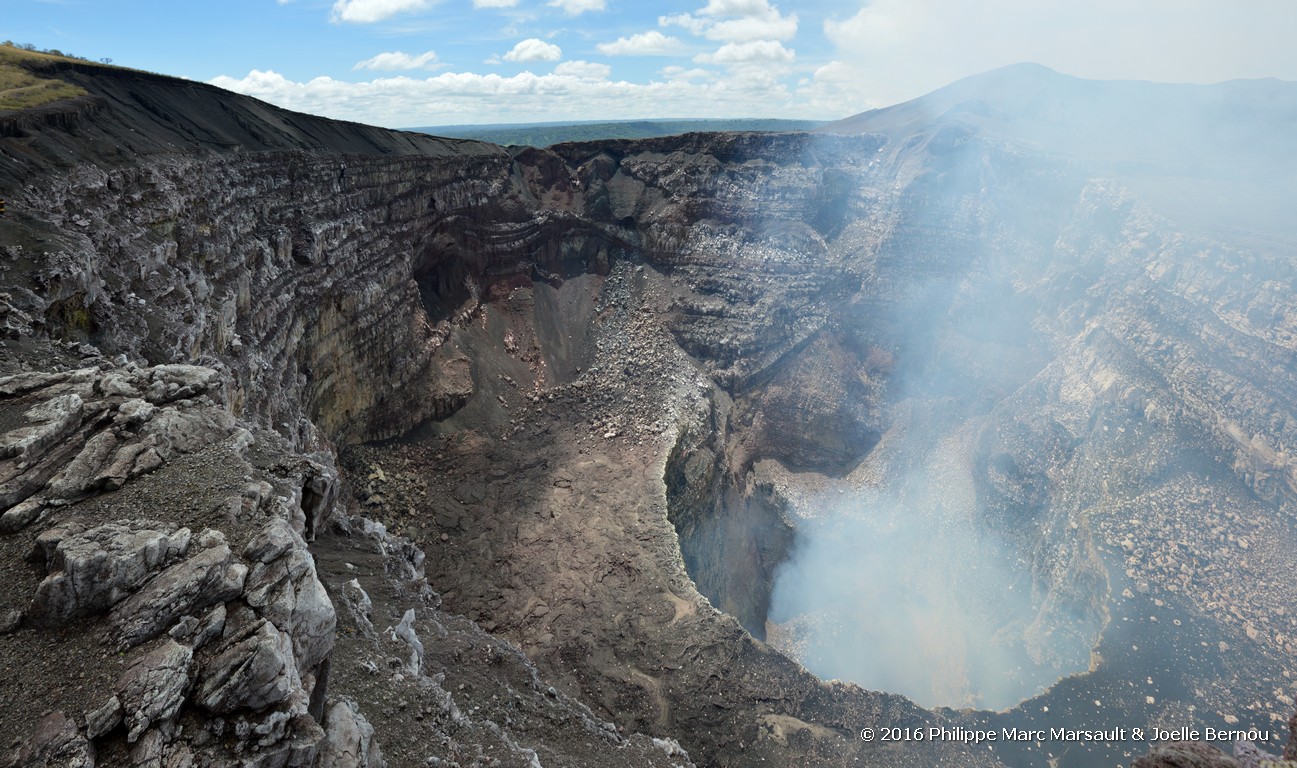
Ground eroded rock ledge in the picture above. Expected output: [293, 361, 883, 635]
[0, 359, 339, 766]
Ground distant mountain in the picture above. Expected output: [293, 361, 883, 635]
[821, 62, 1297, 171]
[411, 118, 825, 147]
[821, 62, 1297, 240]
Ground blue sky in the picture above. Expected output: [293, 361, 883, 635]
[7, 0, 1297, 128]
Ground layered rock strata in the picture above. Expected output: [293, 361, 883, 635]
[2, 56, 1296, 768]
[0, 58, 997, 768]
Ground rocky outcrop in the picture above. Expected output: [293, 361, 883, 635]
[0, 349, 344, 765]
[0, 364, 238, 533]
[115, 638, 193, 742]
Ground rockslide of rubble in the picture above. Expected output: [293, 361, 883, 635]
[1, 57, 1296, 768]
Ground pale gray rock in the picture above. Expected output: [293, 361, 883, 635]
[116, 638, 193, 742]
[342, 516, 425, 583]
[242, 551, 310, 612]
[0, 605, 21, 634]
[95, 371, 146, 399]
[96, 440, 164, 491]
[338, 579, 375, 639]
[168, 603, 226, 651]
[113, 398, 157, 427]
[0, 473, 48, 522]
[28, 520, 191, 625]
[0, 292, 34, 339]
[243, 519, 302, 564]
[217, 561, 250, 599]
[84, 695, 123, 739]
[196, 528, 226, 549]
[238, 714, 324, 768]
[243, 548, 335, 673]
[318, 698, 385, 768]
[142, 407, 236, 457]
[0, 392, 89, 520]
[129, 727, 166, 768]
[388, 609, 422, 676]
[0, 365, 241, 532]
[0, 394, 84, 461]
[146, 365, 222, 402]
[166, 615, 199, 642]
[0, 497, 44, 533]
[110, 543, 245, 650]
[0, 371, 73, 397]
[196, 618, 301, 714]
[44, 430, 119, 497]
[30, 522, 86, 563]
[288, 563, 335, 674]
[163, 742, 194, 768]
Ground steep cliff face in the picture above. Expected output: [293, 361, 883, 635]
[2, 57, 989, 768]
[3, 56, 1297, 768]
[1, 58, 689, 768]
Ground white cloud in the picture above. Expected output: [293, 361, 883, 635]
[547, 0, 604, 16]
[473, 0, 518, 6]
[502, 38, 562, 63]
[695, 40, 793, 66]
[209, 68, 810, 127]
[554, 60, 611, 80]
[798, 60, 884, 115]
[353, 50, 441, 71]
[699, 0, 768, 15]
[330, 0, 436, 24]
[692, 39, 794, 87]
[705, 14, 796, 42]
[597, 31, 686, 57]
[660, 0, 796, 43]
[812, 60, 862, 85]
[661, 65, 713, 81]
[658, 13, 707, 36]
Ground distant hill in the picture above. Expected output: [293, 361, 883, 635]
[819, 63, 1297, 171]
[410, 118, 826, 147]
[817, 63, 1297, 240]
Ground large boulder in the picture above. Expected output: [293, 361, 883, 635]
[28, 520, 190, 625]
[318, 698, 385, 768]
[110, 534, 247, 650]
[115, 638, 194, 743]
[243, 543, 335, 674]
[196, 616, 301, 714]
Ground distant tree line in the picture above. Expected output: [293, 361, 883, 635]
[1, 40, 111, 64]
[416, 118, 827, 147]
